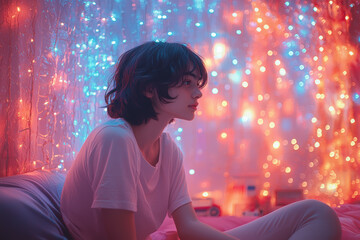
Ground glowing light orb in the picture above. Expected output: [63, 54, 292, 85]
[213, 42, 226, 59]
[220, 132, 227, 139]
[273, 141, 280, 149]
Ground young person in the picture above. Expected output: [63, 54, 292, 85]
[60, 41, 341, 240]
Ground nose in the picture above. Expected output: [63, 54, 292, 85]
[193, 87, 202, 99]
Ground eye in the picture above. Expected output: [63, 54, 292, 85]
[183, 80, 192, 86]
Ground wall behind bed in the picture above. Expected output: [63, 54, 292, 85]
[1, 0, 359, 213]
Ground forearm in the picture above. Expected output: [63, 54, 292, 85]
[178, 220, 239, 240]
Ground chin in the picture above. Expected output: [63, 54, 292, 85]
[177, 114, 195, 121]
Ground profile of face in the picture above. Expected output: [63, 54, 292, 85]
[150, 72, 203, 122]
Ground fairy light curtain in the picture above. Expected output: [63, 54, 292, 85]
[1, 0, 359, 213]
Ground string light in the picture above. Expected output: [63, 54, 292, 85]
[6, 0, 359, 213]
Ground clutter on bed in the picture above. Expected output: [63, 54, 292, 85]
[0, 170, 359, 240]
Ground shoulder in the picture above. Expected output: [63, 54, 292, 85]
[90, 120, 136, 148]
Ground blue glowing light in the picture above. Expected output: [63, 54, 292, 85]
[245, 69, 251, 75]
[195, 22, 201, 27]
[353, 93, 360, 104]
[302, 48, 307, 53]
[299, 65, 305, 70]
[228, 70, 242, 84]
[212, 88, 219, 94]
[295, 83, 306, 95]
[177, 128, 183, 133]
[209, 9, 214, 13]
[236, 30, 242, 35]
[313, 7, 318, 12]
[176, 136, 182, 141]
[211, 32, 217, 37]
[285, 1, 290, 6]
[232, 59, 238, 65]
[211, 71, 218, 77]
[288, 25, 294, 31]
[298, 15, 304, 21]
[167, 31, 173, 36]
[288, 51, 294, 56]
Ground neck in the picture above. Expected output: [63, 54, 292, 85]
[130, 117, 169, 152]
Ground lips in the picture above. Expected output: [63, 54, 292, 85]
[188, 103, 199, 110]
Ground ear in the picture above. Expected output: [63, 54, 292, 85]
[144, 87, 155, 98]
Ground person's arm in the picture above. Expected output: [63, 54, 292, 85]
[100, 208, 136, 240]
[172, 203, 239, 240]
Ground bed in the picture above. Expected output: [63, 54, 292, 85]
[0, 170, 359, 240]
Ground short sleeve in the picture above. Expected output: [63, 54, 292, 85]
[167, 143, 192, 216]
[89, 126, 139, 212]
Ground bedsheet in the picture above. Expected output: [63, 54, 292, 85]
[150, 204, 360, 240]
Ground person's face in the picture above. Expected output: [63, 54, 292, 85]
[154, 73, 203, 121]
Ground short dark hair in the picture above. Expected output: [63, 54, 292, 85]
[104, 41, 208, 125]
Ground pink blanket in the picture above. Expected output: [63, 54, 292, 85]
[150, 204, 360, 240]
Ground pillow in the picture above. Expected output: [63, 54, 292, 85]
[0, 170, 72, 240]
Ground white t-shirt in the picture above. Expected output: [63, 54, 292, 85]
[60, 119, 191, 240]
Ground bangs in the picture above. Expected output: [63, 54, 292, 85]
[175, 46, 208, 89]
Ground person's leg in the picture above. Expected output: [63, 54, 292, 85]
[225, 199, 341, 240]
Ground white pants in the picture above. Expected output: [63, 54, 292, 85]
[225, 199, 341, 240]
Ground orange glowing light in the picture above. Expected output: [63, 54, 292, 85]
[285, 167, 291, 173]
[273, 141, 280, 149]
[213, 42, 227, 59]
[202, 192, 209, 198]
[220, 132, 228, 139]
[221, 100, 228, 107]
[262, 190, 269, 196]
[17, 7, 20, 12]
[204, 58, 213, 68]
